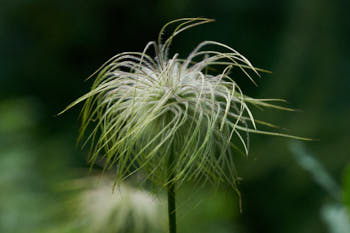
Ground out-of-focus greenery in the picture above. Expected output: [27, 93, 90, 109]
[0, 98, 74, 233]
[290, 142, 350, 233]
[321, 204, 350, 233]
[1, 0, 349, 232]
[344, 165, 350, 217]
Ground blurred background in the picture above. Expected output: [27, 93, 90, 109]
[1, 0, 349, 232]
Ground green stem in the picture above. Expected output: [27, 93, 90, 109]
[167, 151, 176, 233]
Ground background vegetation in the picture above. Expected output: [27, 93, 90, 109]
[1, 0, 349, 232]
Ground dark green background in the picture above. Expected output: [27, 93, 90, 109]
[1, 0, 349, 232]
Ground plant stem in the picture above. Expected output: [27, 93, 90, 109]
[167, 151, 176, 233]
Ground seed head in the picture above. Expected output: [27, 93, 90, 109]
[61, 18, 305, 189]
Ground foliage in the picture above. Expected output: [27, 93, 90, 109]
[290, 142, 350, 233]
[344, 164, 350, 217]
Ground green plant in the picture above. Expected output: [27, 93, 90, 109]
[47, 177, 166, 233]
[289, 142, 350, 233]
[344, 164, 350, 218]
[61, 18, 306, 233]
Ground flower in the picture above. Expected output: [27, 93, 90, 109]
[51, 177, 166, 233]
[61, 18, 305, 189]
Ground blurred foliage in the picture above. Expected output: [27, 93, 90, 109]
[321, 204, 350, 233]
[1, 0, 350, 232]
[290, 142, 350, 233]
[0, 98, 63, 233]
[344, 165, 350, 218]
[177, 186, 239, 233]
[289, 142, 341, 201]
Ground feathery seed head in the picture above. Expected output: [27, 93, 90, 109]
[62, 178, 165, 233]
[61, 18, 305, 189]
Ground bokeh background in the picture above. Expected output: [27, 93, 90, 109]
[1, 0, 349, 233]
